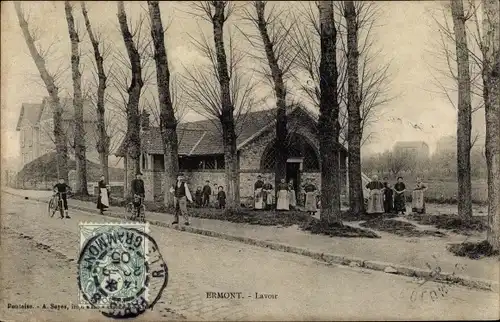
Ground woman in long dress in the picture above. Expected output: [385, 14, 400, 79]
[276, 178, 289, 211]
[393, 176, 407, 215]
[288, 180, 297, 210]
[96, 175, 109, 215]
[262, 181, 274, 210]
[411, 177, 427, 214]
[303, 178, 317, 215]
[254, 175, 264, 210]
[366, 175, 384, 214]
[383, 180, 394, 213]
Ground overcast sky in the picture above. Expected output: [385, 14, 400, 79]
[1, 1, 487, 163]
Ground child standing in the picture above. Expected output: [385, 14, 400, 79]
[217, 186, 226, 209]
[195, 186, 203, 208]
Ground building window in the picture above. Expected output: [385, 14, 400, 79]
[216, 155, 225, 169]
[20, 129, 25, 148]
[261, 134, 320, 171]
[153, 154, 165, 171]
[27, 128, 33, 147]
[205, 158, 215, 170]
[141, 153, 149, 170]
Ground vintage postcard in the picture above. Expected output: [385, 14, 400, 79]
[1, 1, 499, 321]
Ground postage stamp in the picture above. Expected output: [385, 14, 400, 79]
[77, 222, 150, 313]
[77, 222, 168, 318]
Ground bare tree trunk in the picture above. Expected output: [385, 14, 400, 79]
[451, 0, 473, 220]
[482, 0, 500, 250]
[344, 1, 364, 214]
[211, 1, 239, 209]
[254, 1, 288, 198]
[123, 156, 128, 198]
[147, 1, 179, 208]
[81, 1, 109, 184]
[14, 2, 69, 182]
[117, 1, 143, 196]
[65, 1, 88, 195]
[318, 1, 341, 224]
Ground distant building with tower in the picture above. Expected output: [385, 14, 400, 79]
[393, 141, 430, 159]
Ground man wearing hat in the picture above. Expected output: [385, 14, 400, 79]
[131, 172, 146, 218]
[131, 172, 145, 200]
[169, 173, 193, 225]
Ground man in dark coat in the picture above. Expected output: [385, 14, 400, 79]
[202, 180, 212, 207]
[131, 172, 145, 210]
[170, 173, 193, 225]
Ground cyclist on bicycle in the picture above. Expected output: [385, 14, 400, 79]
[131, 172, 145, 212]
[53, 178, 71, 218]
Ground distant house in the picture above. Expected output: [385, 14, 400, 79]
[435, 135, 483, 155]
[435, 136, 457, 154]
[116, 105, 370, 201]
[393, 141, 430, 159]
[16, 97, 98, 167]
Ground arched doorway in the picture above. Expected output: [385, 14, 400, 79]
[260, 133, 320, 192]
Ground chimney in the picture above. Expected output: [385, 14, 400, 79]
[140, 110, 150, 132]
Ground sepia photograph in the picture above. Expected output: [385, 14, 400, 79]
[1, 0, 499, 321]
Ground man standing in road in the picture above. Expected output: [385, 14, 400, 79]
[53, 178, 72, 219]
[170, 173, 193, 226]
[131, 172, 145, 211]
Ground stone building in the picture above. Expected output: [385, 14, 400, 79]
[16, 97, 98, 167]
[116, 105, 355, 202]
[393, 141, 430, 159]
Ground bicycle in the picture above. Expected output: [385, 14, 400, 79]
[127, 194, 146, 222]
[48, 192, 67, 219]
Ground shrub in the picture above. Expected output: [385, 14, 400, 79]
[360, 219, 447, 238]
[447, 240, 499, 259]
[407, 213, 487, 234]
[300, 219, 380, 238]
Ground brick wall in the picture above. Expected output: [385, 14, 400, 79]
[143, 170, 154, 201]
[239, 172, 274, 199]
[239, 128, 274, 170]
[15, 179, 58, 190]
[181, 170, 226, 200]
[153, 171, 163, 199]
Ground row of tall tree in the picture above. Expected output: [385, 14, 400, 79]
[14, 1, 377, 224]
[444, 0, 499, 249]
[15, 1, 111, 195]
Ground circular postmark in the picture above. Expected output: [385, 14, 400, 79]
[78, 225, 168, 318]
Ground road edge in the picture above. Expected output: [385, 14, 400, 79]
[4, 189, 498, 293]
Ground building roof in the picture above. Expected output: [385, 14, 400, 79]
[17, 97, 96, 131]
[42, 97, 96, 121]
[116, 105, 347, 157]
[16, 103, 44, 130]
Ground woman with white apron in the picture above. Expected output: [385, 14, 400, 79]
[276, 178, 289, 211]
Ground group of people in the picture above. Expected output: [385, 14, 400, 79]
[194, 180, 227, 209]
[253, 176, 319, 215]
[97, 172, 198, 226]
[85, 172, 429, 222]
[51, 174, 110, 219]
[365, 175, 428, 215]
